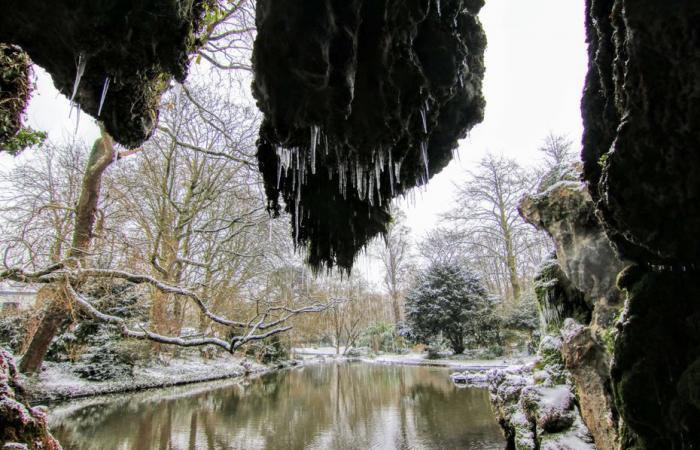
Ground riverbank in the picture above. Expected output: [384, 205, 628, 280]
[22, 348, 529, 405]
[22, 354, 286, 404]
[294, 346, 533, 371]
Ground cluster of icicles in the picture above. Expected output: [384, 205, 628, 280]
[68, 52, 111, 132]
[274, 125, 433, 243]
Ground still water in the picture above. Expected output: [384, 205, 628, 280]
[49, 363, 506, 450]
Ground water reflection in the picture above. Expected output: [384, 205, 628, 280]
[50, 363, 505, 450]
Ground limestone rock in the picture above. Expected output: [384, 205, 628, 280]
[561, 319, 619, 450]
[520, 180, 626, 315]
[252, 0, 486, 270]
[484, 362, 593, 450]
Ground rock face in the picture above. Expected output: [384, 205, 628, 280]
[520, 179, 626, 449]
[581, 2, 700, 448]
[561, 319, 619, 450]
[612, 267, 700, 449]
[252, 0, 486, 271]
[0, 0, 209, 148]
[581, 1, 700, 266]
[0, 348, 61, 449]
[520, 180, 626, 332]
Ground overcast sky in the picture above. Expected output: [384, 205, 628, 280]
[398, 0, 588, 239]
[6, 0, 588, 283]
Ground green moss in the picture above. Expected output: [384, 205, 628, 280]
[0, 43, 41, 154]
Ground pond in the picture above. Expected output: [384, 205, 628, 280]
[49, 363, 506, 450]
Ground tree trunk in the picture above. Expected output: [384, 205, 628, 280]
[17, 288, 65, 373]
[449, 333, 465, 355]
[19, 128, 115, 374]
[391, 293, 402, 326]
[503, 226, 521, 301]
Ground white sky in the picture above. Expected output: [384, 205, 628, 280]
[399, 0, 588, 239]
[2, 0, 588, 284]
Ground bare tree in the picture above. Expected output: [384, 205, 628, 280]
[1, 87, 328, 372]
[442, 153, 547, 302]
[0, 141, 86, 267]
[417, 227, 469, 267]
[374, 206, 412, 326]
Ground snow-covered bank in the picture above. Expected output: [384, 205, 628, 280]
[26, 348, 526, 405]
[294, 347, 533, 371]
[22, 355, 304, 404]
[450, 339, 596, 449]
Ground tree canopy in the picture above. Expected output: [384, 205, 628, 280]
[405, 263, 498, 354]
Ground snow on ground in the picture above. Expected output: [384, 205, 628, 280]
[294, 347, 534, 371]
[24, 348, 532, 405]
[23, 354, 270, 404]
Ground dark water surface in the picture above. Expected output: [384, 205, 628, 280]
[49, 363, 506, 450]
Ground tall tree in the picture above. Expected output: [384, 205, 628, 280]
[375, 206, 412, 326]
[443, 153, 536, 301]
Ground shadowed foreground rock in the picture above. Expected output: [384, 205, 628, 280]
[582, 1, 700, 448]
[0, 349, 61, 449]
[252, 0, 486, 271]
[0, 0, 209, 148]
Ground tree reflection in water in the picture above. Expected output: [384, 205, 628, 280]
[50, 363, 505, 450]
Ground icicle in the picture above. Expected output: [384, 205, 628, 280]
[294, 199, 300, 243]
[295, 166, 302, 243]
[368, 175, 375, 206]
[388, 151, 395, 196]
[74, 105, 81, 135]
[310, 126, 319, 175]
[394, 158, 403, 185]
[69, 53, 87, 116]
[435, 0, 441, 16]
[374, 157, 381, 192]
[276, 149, 283, 189]
[420, 108, 427, 133]
[324, 133, 329, 155]
[97, 77, 110, 117]
[420, 141, 430, 180]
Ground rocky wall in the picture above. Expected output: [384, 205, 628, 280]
[581, 1, 700, 448]
[520, 178, 626, 449]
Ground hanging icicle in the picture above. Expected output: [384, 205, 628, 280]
[97, 77, 110, 117]
[69, 52, 87, 117]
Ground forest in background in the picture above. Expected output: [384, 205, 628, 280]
[0, 0, 578, 378]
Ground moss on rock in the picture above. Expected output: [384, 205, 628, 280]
[611, 267, 700, 448]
